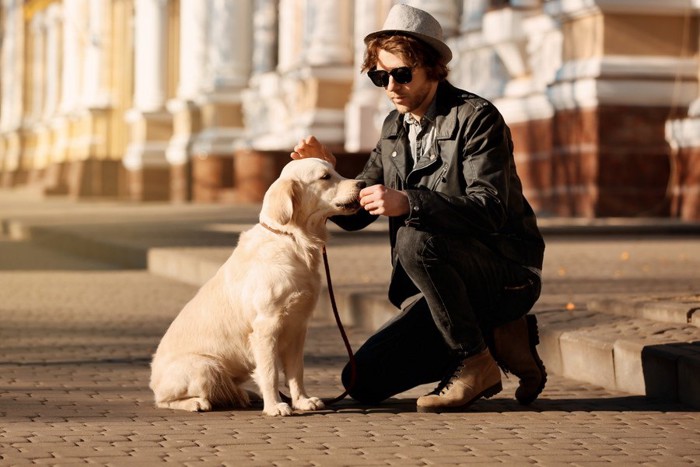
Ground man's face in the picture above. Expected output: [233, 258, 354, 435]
[376, 49, 437, 119]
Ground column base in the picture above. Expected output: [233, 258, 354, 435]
[67, 159, 124, 199]
[552, 105, 671, 217]
[126, 166, 171, 202]
[43, 162, 71, 196]
[671, 146, 700, 220]
[170, 162, 192, 203]
[192, 155, 234, 203]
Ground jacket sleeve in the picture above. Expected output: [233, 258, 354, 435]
[404, 104, 512, 235]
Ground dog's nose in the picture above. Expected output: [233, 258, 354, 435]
[357, 180, 367, 189]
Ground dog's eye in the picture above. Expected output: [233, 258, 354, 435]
[320, 173, 331, 180]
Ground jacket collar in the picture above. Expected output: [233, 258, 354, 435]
[385, 80, 460, 141]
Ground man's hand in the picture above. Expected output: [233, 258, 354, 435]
[360, 184, 410, 217]
[290, 136, 337, 167]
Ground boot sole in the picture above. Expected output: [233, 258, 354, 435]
[416, 381, 503, 413]
[516, 314, 547, 406]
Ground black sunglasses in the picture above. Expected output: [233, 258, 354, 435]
[367, 67, 413, 87]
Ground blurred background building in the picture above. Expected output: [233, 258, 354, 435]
[0, 0, 698, 218]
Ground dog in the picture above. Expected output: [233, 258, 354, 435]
[149, 158, 365, 416]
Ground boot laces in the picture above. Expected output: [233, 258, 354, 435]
[431, 361, 465, 396]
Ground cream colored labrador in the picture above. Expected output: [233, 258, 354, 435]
[150, 158, 364, 416]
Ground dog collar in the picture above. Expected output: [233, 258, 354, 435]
[260, 222, 294, 238]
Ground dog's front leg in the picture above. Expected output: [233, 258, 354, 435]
[251, 317, 293, 416]
[282, 328, 325, 412]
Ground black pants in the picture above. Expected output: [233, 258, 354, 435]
[342, 226, 541, 404]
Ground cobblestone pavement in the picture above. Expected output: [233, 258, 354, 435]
[1, 232, 700, 465]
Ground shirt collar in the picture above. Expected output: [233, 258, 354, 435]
[403, 95, 438, 128]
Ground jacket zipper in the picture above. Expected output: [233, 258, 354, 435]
[431, 165, 448, 190]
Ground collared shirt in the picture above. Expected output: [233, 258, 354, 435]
[403, 98, 438, 168]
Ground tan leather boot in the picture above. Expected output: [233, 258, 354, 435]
[491, 314, 546, 405]
[416, 348, 502, 413]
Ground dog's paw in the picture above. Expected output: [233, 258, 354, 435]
[294, 396, 325, 412]
[263, 402, 294, 417]
[165, 397, 211, 412]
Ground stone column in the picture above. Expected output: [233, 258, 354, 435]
[305, 0, 353, 66]
[59, 0, 83, 116]
[277, 0, 302, 73]
[242, 0, 285, 150]
[124, 0, 173, 201]
[83, 0, 111, 110]
[286, 0, 354, 148]
[237, 0, 286, 202]
[251, 0, 278, 75]
[0, 0, 25, 187]
[52, 0, 86, 196]
[344, 0, 391, 153]
[665, 2, 700, 220]
[410, 0, 461, 37]
[29, 12, 46, 125]
[43, 4, 62, 121]
[166, 0, 209, 202]
[451, 0, 508, 100]
[190, 0, 253, 202]
[28, 11, 50, 183]
[40, 2, 70, 195]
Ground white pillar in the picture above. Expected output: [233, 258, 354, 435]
[191, 0, 253, 156]
[125, 0, 171, 174]
[133, 0, 168, 111]
[0, 0, 19, 130]
[344, 0, 391, 152]
[60, 0, 85, 115]
[0, 0, 25, 173]
[175, 0, 208, 100]
[251, 0, 278, 75]
[306, 0, 353, 66]
[461, 0, 489, 32]
[278, 0, 298, 72]
[165, 0, 209, 167]
[205, 0, 253, 94]
[43, 4, 62, 120]
[83, 0, 110, 109]
[29, 12, 46, 124]
[408, 0, 461, 37]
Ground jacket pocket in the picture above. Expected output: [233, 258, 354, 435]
[430, 165, 448, 190]
[496, 272, 542, 323]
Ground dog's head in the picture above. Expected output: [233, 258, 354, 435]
[260, 158, 365, 230]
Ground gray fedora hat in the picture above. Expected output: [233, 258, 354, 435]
[364, 3, 452, 64]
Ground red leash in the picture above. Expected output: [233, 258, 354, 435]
[279, 246, 357, 406]
[320, 246, 357, 405]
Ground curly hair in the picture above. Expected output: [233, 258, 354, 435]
[362, 33, 449, 82]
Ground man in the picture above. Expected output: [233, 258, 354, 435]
[291, 4, 546, 412]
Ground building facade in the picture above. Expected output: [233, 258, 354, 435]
[1, 0, 699, 218]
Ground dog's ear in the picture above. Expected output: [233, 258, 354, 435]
[261, 178, 300, 225]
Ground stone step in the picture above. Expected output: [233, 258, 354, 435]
[587, 295, 700, 327]
[535, 307, 700, 409]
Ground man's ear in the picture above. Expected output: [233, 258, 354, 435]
[261, 178, 300, 225]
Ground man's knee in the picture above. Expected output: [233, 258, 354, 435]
[395, 227, 436, 272]
[341, 359, 390, 404]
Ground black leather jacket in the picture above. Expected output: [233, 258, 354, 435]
[333, 81, 545, 307]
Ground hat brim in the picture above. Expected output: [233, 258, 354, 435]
[364, 29, 452, 65]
